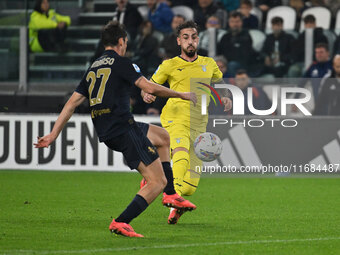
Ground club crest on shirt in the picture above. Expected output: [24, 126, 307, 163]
[133, 63, 141, 73]
[176, 138, 183, 144]
[201, 65, 207, 72]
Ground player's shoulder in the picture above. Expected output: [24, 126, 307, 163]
[198, 55, 217, 65]
[162, 56, 181, 66]
[157, 57, 180, 71]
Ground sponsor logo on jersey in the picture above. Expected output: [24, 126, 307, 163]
[177, 68, 185, 71]
[201, 65, 207, 72]
[148, 146, 156, 154]
[176, 138, 183, 144]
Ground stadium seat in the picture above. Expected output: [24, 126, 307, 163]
[249, 29, 266, 52]
[335, 9, 340, 35]
[250, 7, 263, 29]
[171, 6, 194, 21]
[266, 6, 296, 31]
[137, 6, 149, 21]
[300, 7, 332, 31]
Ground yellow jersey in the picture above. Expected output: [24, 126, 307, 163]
[151, 55, 222, 129]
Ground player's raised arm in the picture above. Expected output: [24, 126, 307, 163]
[136, 76, 197, 106]
[34, 92, 86, 148]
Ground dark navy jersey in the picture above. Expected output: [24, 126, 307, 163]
[75, 50, 142, 142]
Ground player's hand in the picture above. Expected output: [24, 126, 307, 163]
[143, 92, 156, 104]
[180, 92, 197, 106]
[222, 97, 232, 112]
[34, 134, 55, 148]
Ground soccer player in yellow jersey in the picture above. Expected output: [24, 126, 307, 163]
[142, 21, 232, 224]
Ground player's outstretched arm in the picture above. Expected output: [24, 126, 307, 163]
[136, 76, 197, 105]
[34, 92, 86, 148]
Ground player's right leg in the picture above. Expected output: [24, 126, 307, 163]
[109, 160, 166, 237]
[105, 121, 166, 237]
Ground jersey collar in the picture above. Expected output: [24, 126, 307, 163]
[178, 55, 199, 63]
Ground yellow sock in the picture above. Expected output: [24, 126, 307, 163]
[182, 170, 200, 196]
[182, 151, 202, 196]
[172, 150, 189, 196]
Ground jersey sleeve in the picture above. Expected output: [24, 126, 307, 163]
[118, 57, 143, 85]
[211, 58, 223, 83]
[75, 75, 89, 98]
[151, 61, 169, 85]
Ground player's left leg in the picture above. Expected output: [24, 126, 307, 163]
[180, 128, 203, 196]
[181, 148, 202, 196]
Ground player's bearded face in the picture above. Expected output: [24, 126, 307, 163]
[183, 44, 197, 58]
[178, 28, 199, 58]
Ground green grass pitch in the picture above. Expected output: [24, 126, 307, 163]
[0, 170, 340, 255]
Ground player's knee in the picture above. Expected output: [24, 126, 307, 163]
[159, 128, 170, 147]
[181, 184, 197, 196]
[173, 150, 189, 165]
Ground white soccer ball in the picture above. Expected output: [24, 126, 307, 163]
[194, 132, 223, 162]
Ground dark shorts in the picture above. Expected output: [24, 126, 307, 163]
[104, 122, 159, 170]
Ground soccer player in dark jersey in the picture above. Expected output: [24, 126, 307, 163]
[34, 21, 197, 238]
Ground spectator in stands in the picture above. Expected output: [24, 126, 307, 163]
[29, 0, 71, 52]
[289, 0, 307, 25]
[240, 0, 259, 29]
[217, 11, 253, 76]
[234, 69, 272, 115]
[167, 0, 196, 7]
[256, 0, 281, 25]
[261, 17, 295, 77]
[293, 43, 332, 109]
[334, 36, 340, 56]
[89, 0, 142, 62]
[309, 0, 326, 6]
[314, 55, 340, 115]
[288, 14, 328, 77]
[112, 0, 143, 41]
[256, 0, 282, 12]
[131, 20, 161, 77]
[129, 21, 162, 114]
[220, 0, 240, 12]
[214, 55, 232, 79]
[147, 0, 174, 34]
[193, 0, 227, 31]
[159, 15, 185, 60]
[198, 15, 227, 56]
[324, 0, 340, 14]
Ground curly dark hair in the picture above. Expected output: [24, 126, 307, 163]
[101, 21, 128, 47]
[176, 20, 198, 37]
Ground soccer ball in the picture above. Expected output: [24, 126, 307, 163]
[193, 132, 223, 162]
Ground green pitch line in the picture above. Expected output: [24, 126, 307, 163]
[0, 171, 339, 255]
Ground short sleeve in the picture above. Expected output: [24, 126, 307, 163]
[211, 58, 223, 83]
[151, 61, 169, 85]
[118, 57, 143, 85]
[75, 76, 89, 98]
